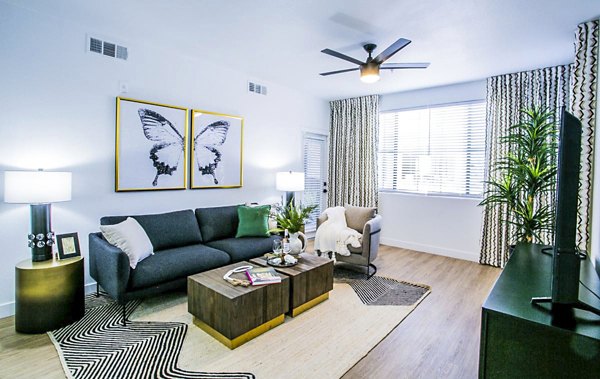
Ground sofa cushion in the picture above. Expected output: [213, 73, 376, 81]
[129, 244, 230, 290]
[344, 205, 376, 233]
[236, 205, 270, 238]
[206, 235, 281, 262]
[195, 205, 241, 242]
[101, 210, 203, 250]
[99, 217, 154, 269]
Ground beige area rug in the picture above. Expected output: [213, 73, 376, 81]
[131, 281, 430, 379]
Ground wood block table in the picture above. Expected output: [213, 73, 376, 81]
[250, 253, 333, 317]
[188, 261, 289, 349]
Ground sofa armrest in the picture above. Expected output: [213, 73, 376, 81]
[89, 232, 131, 303]
[364, 215, 382, 235]
[360, 215, 382, 261]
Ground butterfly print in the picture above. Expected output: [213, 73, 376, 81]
[194, 120, 230, 184]
[138, 108, 184, 186]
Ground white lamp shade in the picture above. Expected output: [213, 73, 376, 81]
[4, 171, 72, 204]
[276, 171, 305, 191]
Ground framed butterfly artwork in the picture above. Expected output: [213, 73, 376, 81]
[190, 110, 244, 189]
[115, 97, 189, 191]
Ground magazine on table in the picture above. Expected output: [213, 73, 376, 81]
[245, 267, 282, 285]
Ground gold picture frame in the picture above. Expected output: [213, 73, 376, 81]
[190, 109, 244, 189]
[115, 97, 189, 191]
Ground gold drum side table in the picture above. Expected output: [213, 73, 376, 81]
[15, 256, 85, 333]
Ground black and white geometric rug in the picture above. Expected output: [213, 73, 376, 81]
[334, 267, 431, 306]
[48, 294, 254, 379]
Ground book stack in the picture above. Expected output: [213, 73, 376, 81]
[245, 267, 282, 285]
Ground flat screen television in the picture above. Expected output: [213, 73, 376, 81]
[532, 108, 600, 317]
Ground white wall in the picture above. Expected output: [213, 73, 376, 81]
[379, 80, 487, 262]
[0, 3, 328, 317]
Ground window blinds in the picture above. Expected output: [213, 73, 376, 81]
[303, 134, 326, 231]
[378, 101, 486, 197]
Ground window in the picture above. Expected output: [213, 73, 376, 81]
[378, 101, 486, 197]
[303, 133, 327, 232]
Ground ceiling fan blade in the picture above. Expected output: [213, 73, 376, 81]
[319, 67, 360, 76]
[373, 38, 411, 64]
[321, 49, 364, 65]
[380, 62, 430, 69]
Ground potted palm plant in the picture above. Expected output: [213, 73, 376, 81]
[479, 106, 558, 245]
[270, 202, 317, 254]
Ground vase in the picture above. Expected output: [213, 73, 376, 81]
[289, 231, 306, 255]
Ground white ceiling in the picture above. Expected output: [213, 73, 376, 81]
[8, 0, 600, 100]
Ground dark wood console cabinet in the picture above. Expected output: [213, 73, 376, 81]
[479, 243, 600, 378]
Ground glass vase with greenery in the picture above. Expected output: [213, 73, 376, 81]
[270, 202, 318, 234]
[479, 106, 558, 244]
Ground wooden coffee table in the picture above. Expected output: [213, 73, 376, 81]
[188, 261, 289, 349]
[250, 253, 333, 317]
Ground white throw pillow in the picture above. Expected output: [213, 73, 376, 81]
[99, 217, 154, 269]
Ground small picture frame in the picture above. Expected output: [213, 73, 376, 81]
[57, 233, 81, 260]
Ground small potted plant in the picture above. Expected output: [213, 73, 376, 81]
[270, 201, 317, 254]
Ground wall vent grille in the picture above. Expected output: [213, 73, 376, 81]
[103, 42, 116, 57]
[116, 45, 128, 60]
[89, 38, 102, 53]
[248, 81, 267, 95]
[88, 36, 128, 61]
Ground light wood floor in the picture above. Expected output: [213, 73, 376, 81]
[342, 245, 500, 379]
[0, 245, 500, 379]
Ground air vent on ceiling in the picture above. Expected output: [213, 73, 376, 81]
[87, 35, 128, 61]
[248, 81, 267, 95]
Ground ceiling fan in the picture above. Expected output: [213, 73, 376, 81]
[319, 38, 430, 83]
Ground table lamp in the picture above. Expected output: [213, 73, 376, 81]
[276, 171, 304, 207]
[4, 170, 72, 262]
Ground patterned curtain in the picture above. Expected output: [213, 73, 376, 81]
[328, 95, 379, 208]
[570, 19, 599, 251]
[480, 65, 571, 267]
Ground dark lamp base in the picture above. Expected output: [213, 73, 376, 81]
[29, 203, 54, 262]
[285, 191, 294, 207]
[32, 251, 53, 262]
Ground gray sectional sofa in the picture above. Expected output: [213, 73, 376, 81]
[89, 204, 280, 319]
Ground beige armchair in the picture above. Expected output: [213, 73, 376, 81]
[316, 205, 382, 279]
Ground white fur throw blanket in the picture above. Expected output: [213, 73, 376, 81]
[314, 206, 362, 256]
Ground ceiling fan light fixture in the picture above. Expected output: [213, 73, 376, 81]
[320, 37, 428, 81]
[360, 63, 380, 83]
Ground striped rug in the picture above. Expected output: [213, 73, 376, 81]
[333, 267, 431, 306]
[49, 276, 430, 379]
[48, 294, 254, 379]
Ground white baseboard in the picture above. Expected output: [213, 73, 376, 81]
[0, 301, 14, 319]
[381, 237, 479, 262]
[0, 282, 98, 319]
[84, 282, 97, 294]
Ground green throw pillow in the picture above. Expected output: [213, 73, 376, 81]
[236, 205, 270, 238]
